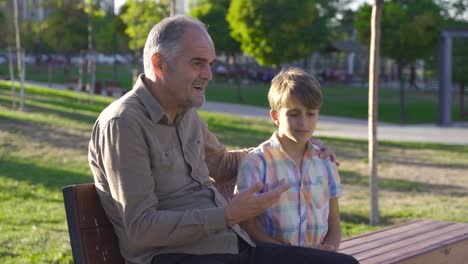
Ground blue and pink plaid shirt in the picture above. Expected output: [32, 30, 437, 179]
[236, 132, 342, 248]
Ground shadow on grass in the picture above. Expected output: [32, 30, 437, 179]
[341, 211, 410, 228]
[340, 169, 467, 197]
[0, 158, 92, 191]
[0, 96, 99, 126]
[29, 92, 110, 114]
[0, 115, 89, 151]
[208, 121, 272, 148]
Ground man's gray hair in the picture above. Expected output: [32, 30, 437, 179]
[143, 15, 207, 80]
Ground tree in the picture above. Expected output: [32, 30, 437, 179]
[120, 0, 168, 83]
[190, 0, 241, 62]
[448, 20, 468, 114]
[13, 0, 25, 111]
[40, 4, 88, 55]
[368, 0, 383, 226]
[120, 0, 168, 55]
[0, 10, 7, 49]
[110, 12, 130, 54]
[437, 0, 468, 90]
[355, 0, 443, 123]
[227, 0, 332, 66]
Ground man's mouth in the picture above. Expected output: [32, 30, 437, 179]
[193, 84, 205, 91]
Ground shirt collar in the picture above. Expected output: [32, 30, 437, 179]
[133, 74, 186, 125]
[270, 132, 318, 156]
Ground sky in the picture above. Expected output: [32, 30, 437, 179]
[114, 0, 373, 14]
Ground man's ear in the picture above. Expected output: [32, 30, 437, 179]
[151, 53, 164, 79]
[269, 109, 279, 126]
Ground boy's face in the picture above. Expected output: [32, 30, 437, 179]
[270, 96, 319, 146]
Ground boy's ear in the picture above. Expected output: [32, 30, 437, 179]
[151, 53, 165, 79]
[269, 109, 279, 126]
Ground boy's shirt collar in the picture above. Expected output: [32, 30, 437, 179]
[269, 132, 318, 158]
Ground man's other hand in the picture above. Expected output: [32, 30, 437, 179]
[225, 182, 291, 226]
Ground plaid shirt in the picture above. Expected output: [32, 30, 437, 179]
[236, 132, 342, 248]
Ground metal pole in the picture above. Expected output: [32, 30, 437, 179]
[438, 33, 452, 126]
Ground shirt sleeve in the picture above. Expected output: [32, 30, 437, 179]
[236, 151, 265, 193]
[323, 158, 342, 198]
[200, 115, 253, 184]
[95, 116, 227, 247]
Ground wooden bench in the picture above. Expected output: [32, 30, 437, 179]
[62, 183, 125, 264]
[62, 181, 234, 263]
[339, 219, 468, 263]
[63, 183, 468, 264]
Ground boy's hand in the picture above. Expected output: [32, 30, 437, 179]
[316, 243, 338, 251]
[225, 182, 291, 226]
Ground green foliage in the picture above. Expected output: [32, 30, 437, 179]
[227, 0, 330, 66]
[0, 4, 15, 49]
[110, 6, 131, 53]
[190, 0, 241, 57]
[451, 23, 468, 85]
[120, 0, 169, 54]
[40, 4, 88, 54]
[0, 10, 7, 48]
[355, 0, 443, 64]
[437, 0, 468, 21]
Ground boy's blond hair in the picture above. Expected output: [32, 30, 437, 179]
[268, 67, 322, 112]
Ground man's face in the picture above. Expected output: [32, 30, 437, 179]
[160, 26, 216, 113]
[271, 96, 319, 147]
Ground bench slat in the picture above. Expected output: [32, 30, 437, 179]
[353, 224, 468, 263]
[340, 219, 438, 250]
[339, 220, 468, 264]
[340, 220, 451, 255]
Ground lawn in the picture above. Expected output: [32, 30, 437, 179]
[0, 81, 467, 263]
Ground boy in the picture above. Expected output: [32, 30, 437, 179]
[236, 67, 342, 251]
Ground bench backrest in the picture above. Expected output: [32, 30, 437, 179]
[62, 183, 125, 264]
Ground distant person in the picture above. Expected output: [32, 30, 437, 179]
[237, 67, 343, 251]
[89, 15, 357, 264]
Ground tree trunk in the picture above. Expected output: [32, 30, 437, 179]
[78, 51, 85, 103]
[368, 0, 383, 226]
[87, 1, 95, 104]
[170, 0, 176, 16]
[409, 64, 418, 90]
[8, 46, 16, 109]
[398, 61, 405, 123]
[13, 0, 25, 111]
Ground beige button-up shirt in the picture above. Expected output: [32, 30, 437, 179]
[88, 75, 254, 264]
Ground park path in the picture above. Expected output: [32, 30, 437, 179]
[200, 101, 468, 146]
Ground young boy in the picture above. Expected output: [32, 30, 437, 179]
[236, 67, 342, 251]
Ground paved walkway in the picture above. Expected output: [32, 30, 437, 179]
[200, 101, 468, 145]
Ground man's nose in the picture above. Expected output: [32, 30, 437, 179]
[202, 64, 212, 80]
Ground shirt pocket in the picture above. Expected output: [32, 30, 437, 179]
[303, 165, 329, 207]
[185, 134, 204, 169]
[152, 147, 191, 195]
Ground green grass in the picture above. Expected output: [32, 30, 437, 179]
[0, 81, 467, 263]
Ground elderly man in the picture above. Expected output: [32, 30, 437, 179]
[88, 15, 358, 264]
